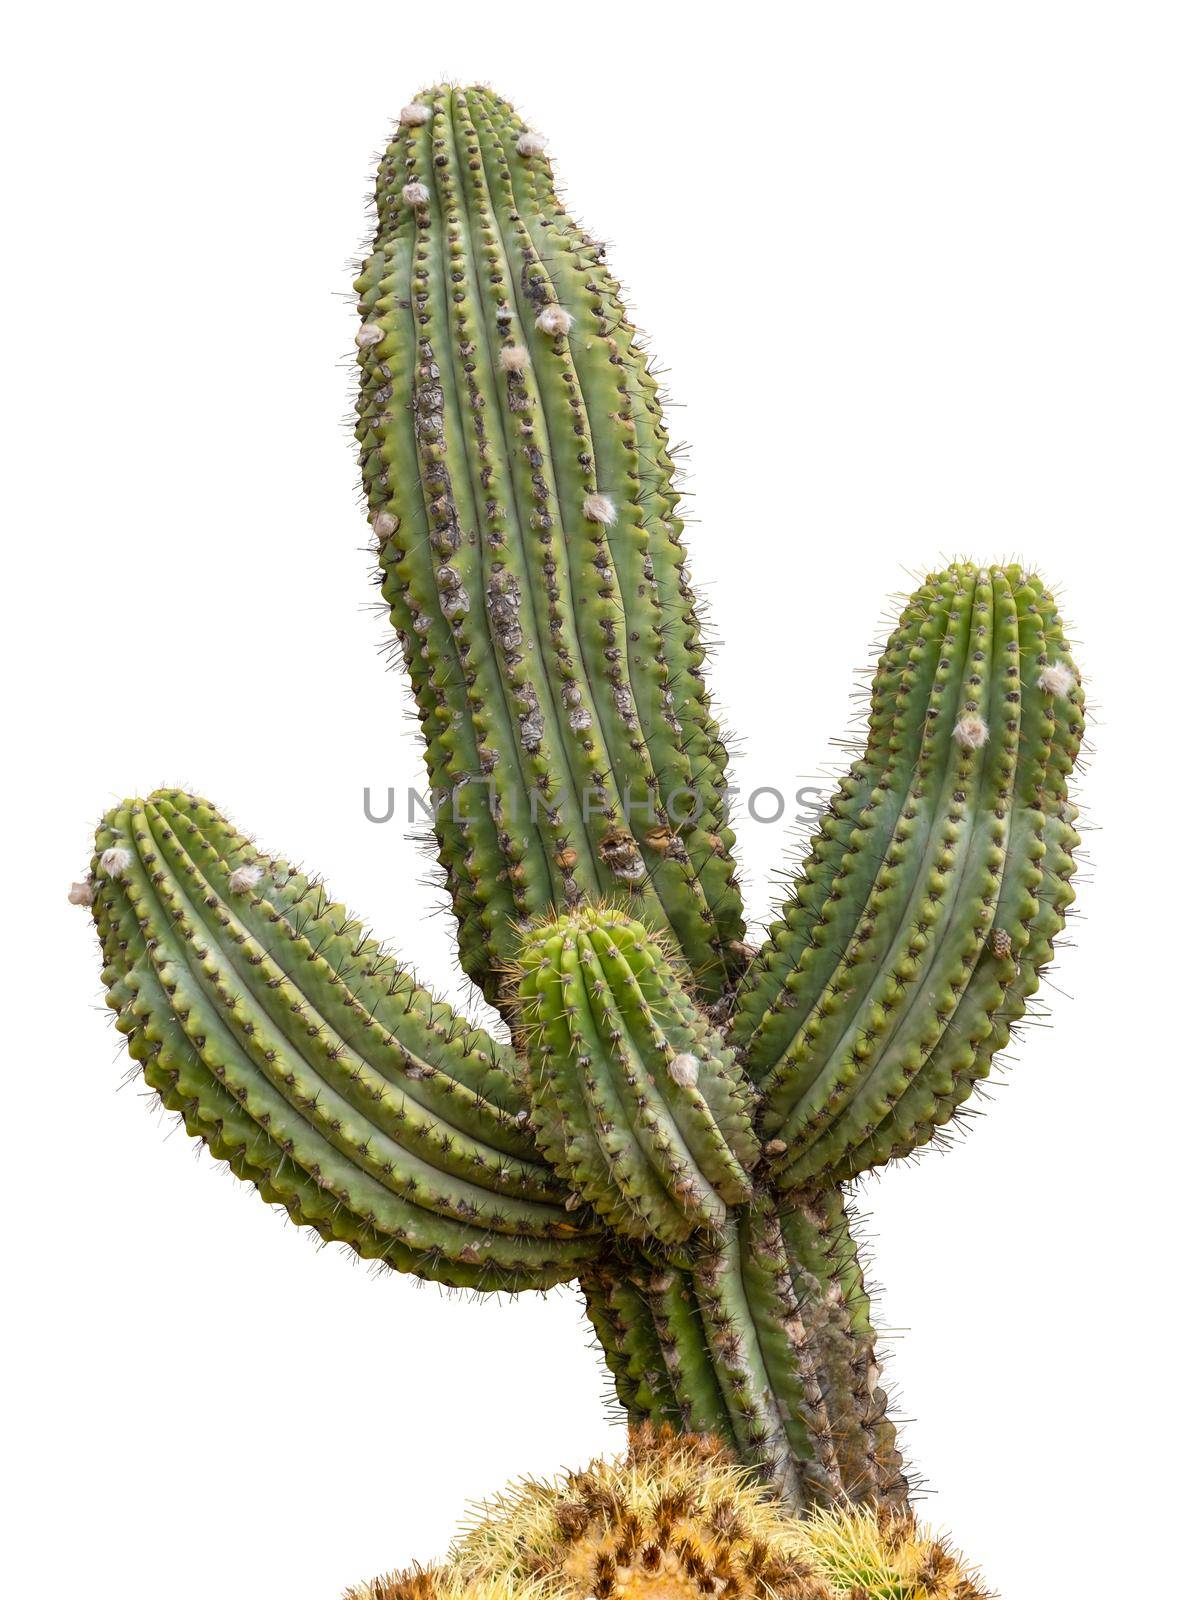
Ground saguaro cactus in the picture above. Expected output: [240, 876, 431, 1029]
[77, 85, 1084, 1519]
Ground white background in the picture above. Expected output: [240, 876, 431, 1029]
[5, 4, 1177, 1596]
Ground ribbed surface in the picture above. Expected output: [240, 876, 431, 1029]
[579, 1190, 907, 1512]
[355, 86, 743, 1004]
[515, 908, 759, 1246]
[91, 790, 601, 1291]
[732, 563, 1084, 1187]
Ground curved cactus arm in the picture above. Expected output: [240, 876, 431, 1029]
[578, 1190, 907, 1514]
[356, 85, 743, 1007]
[513, 907, 760, 1248]
[87, 789, 601, 1292]
[730, 564, 1084, 1190]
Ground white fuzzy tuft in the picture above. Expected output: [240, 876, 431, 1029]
[373, 509, 400, 539]
[953, 713, 990, 750]
[356, 322, 383, 349]
[399, 102, 431, 127]
[668, 1052, 700, 1089]
[516, 132, 546, 158]
[68, 879, 94, 907]
[536, 304, 573, 336]
[583, 493, 617, 526]
[1038, 661, 1075, 698]
[498, 344, 530, 373]
[495, 304, 513, 323]
[228, 863, 264, 894]
[99, 846, 132, 879]
[401, 181, 430, 207]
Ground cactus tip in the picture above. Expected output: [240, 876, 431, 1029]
[952, 714, 989, 750]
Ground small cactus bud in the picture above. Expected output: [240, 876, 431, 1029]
[68, 879, 94, 907]
[516, 131, 546, 158]
[668, 1052, 700, 1088]
[356, 322, 384, 348]
[990, 927, 1013, 960]
[952, 713, 989, 750]
[99, 846, 131, 879]
[401, 181, 430, 207]
[373, 509, 400, 540]
[1038, 661, 1075, 698]
[583, 493, 616, 526]
[399, 102, 431, 127]
[536, 304, 573, 336]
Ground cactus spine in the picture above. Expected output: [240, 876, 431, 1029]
[78, 83, 1085, 1528]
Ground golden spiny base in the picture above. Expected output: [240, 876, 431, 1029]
[346, 1426, 987, 1600]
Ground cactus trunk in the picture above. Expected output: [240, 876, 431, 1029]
[581, 1189, 906, 1513]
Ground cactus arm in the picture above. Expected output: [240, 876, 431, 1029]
[730, 565, 1083, 1189]
[90, 791, 601, 1292]
[472, 88, 744, 954]
[514, 909, 759, 1247]
[357, 86, 743, 1004]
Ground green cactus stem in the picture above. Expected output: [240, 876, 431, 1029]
[579, 1188, 905, 1511]
[731, 563, 1083, 1191]
[91, 789, 600, 1292]
[513, 908, 759, 1247]
[75, 82, 1088, 1531]
[355, 84, 743, 1005]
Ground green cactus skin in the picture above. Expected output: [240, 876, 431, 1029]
[731, 563, 1084, 1191]
[513, 908, 759, 1247]
[578, 1189, 905, 1511]
[355, 84, 743, 1007]
[91, 789, 600, 1292]
[77, 83, 1088, 1523]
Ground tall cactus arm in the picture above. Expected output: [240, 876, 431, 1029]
[87, 790, 602, 1292]
[355, 85, 743, 1008]
[730, 564, 1084, 1190]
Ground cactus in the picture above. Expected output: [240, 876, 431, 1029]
[76, 81, 1085, 1539]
